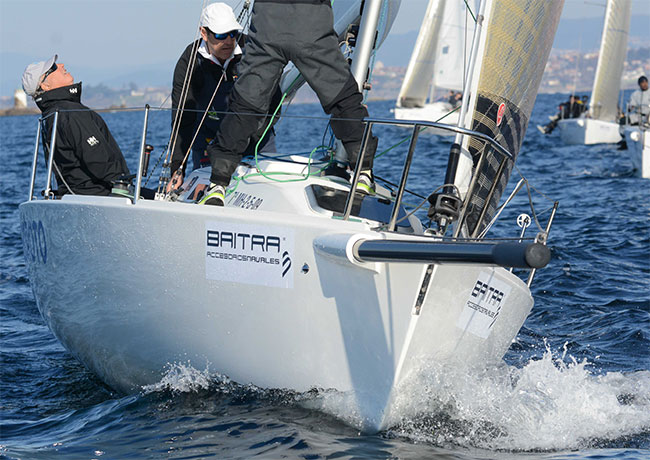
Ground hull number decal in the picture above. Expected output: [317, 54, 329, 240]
[205, 221, 293, 288]
[230, 192, 263, 210]
[457, 271, 511, 338]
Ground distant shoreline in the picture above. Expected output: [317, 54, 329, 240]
[0, 107, 39, 117]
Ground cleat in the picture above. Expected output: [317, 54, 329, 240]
[199, 183, 226, 206]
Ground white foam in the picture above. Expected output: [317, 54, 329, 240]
[141, 362, 215, 394]
[387, 343, 650, 450]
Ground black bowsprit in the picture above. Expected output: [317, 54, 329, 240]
[353, 239, 551, 269]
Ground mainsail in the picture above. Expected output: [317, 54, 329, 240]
[397, 0, 476, 108]
[454, 0, 564, 237]
[589, 0, 632, 122]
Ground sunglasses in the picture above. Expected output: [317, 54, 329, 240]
[41, 62, 58, 84]
[206, 28, 239, 40]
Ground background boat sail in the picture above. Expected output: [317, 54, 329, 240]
[19, 0, 560, 433]
[558, 0, 632, 145]
[393, 0, 477, 133]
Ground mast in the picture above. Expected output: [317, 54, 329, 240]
[589, 0, 632, 122]
[333, 0, 400, 165]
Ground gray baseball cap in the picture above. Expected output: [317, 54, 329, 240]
[22, 55, 57, 97]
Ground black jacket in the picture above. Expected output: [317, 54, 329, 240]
[35, 83, 130, 196]
[171, 41, 242, 175]
[559, 99, 585, 119]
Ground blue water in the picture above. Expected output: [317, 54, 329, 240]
[1, 96, 649, 459]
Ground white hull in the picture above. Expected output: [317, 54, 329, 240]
[624, 126, 650, 178]
[393, 102, 459, 135]
[558, 118, 622, 145]
[20, 166, 533, 431]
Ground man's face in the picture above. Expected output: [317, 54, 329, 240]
[40, 63, 74, 92]
[640, 80, 648, 91]
[200, 27, 237, 63]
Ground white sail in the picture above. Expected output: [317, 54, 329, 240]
[454, 0, 564, 237]
[589, 0, 632, 122]
[432, 0, 476, 92]
[397, 0, 476, 108]
[397, 0, 444, 108]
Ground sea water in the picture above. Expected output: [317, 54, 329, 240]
[1, 95, 648, 459]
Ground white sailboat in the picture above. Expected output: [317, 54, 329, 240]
[558, 0, 632, 145]
[393, 0, 477, 134]
[623, 125, 650, 178]
[20, 0, 563, 432]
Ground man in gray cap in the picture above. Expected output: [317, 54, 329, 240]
[23, 55, 130, 196]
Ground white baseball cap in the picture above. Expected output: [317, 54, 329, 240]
[22, 55, 58, 97]
[200, 3, 242, 34]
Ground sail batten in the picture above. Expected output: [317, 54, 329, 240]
[589, 0, 632, 122]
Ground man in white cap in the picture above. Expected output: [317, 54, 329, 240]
[169, 2, 277, 186]
[22, 56, 130, 196]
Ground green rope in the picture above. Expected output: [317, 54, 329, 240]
[464, 0, 477, 22]
[224, 0, 463, 194]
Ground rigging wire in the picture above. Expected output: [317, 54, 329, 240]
[165, 0, 209, 170]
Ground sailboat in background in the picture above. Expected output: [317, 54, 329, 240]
[558, 0, 632, 145]
[393, 0, 476, 133]
[623, 121, 650, 178]
[20, 0, 563, 432]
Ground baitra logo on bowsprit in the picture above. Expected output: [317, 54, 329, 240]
[204, 222, 294, 288]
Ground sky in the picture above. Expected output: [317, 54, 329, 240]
[0, 0, 649, 93]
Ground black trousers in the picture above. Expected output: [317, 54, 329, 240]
[207, 1, 374, 185]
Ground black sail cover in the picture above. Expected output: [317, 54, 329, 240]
[457, 0, 564, 237]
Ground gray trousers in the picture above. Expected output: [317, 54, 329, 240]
[208, 1, 374, 185]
